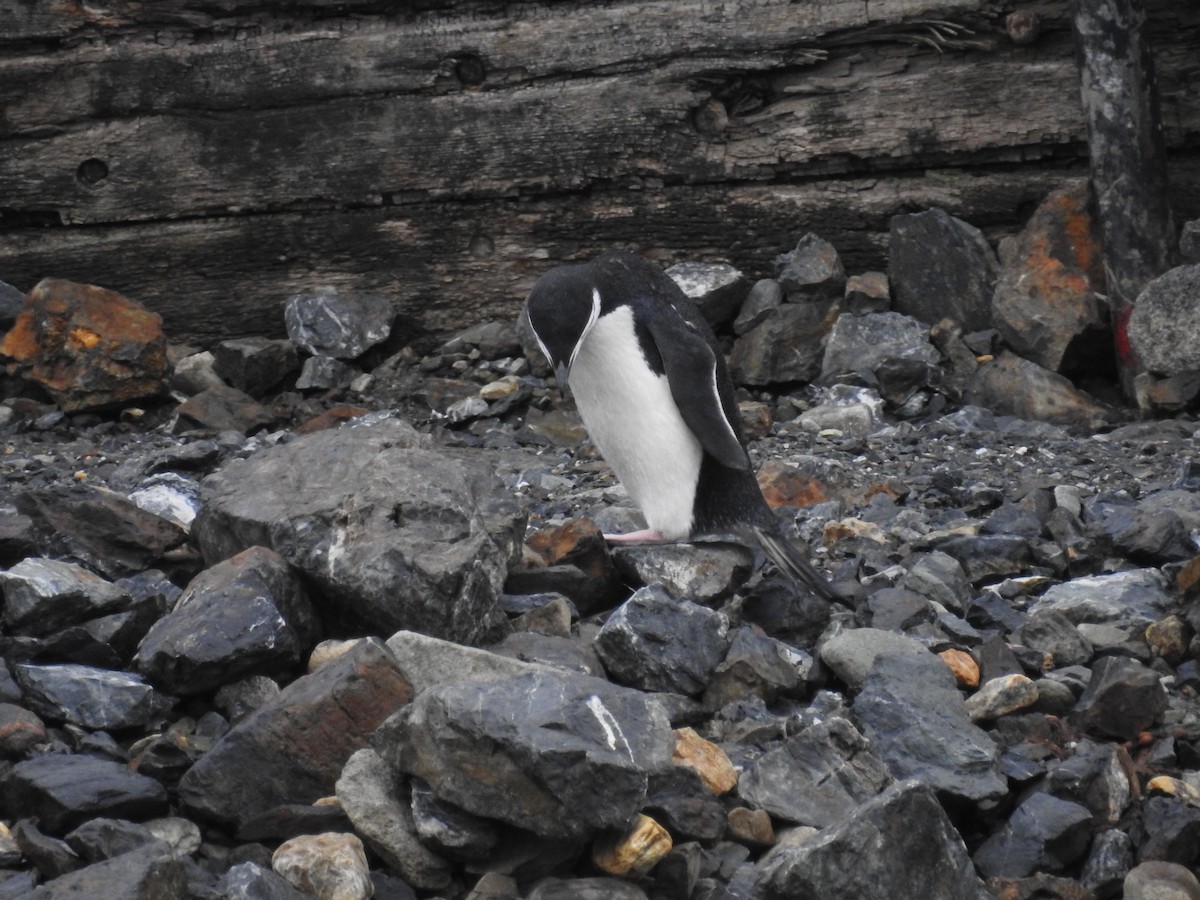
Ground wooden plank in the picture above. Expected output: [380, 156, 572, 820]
[9, 168, 1193, 347]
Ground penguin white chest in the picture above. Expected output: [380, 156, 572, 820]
[567, 306, 703, 541]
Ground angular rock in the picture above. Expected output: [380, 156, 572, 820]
[375, 669, 673, 839]
[0, 557, 131, 636]
[0, 279, 168, 412]
[527, 877, 649, 900]
[756, 780, 988, 899]
[296, 354, 357, 391]
[14, 662, 175, 731]
[643, 765, 727, 841]
[738, 717, 892, 828]
[1124, 860, 1200, 900]
[595, 585, 731, 696]
[1016, 609, 1094, 668]
[703, 626, 802, 709]
[729, 301, 834, 386]
[592, 813, 672, 877]
[1136, 796, 1200, 865]
[965, 674, 1039, 722]
[284, 290, 394, 359]
[1072, 655, 1166, 741]
[175, 382, 278, 434]
[1044, 739, 1131, 825]
[666, 261, 749, 328]
[1081, 828, 1134, 897]
[177, 638, 412, 830]
[271, 832, 372, 900]
[0, 701, 47, 755]
[843, 271, 891, 314]
[212, 337, 300, 397]
[889, 208, 998, 332]
[966, 351, 1112, 429]
[992, 185, 1107, 374]
[1128, 264, 1200, 375]
[13, 848, 187, 899]
[773, 233, 846, 301]
[13, 484, 188, 579]
[334, 749, 453, 890]
[610, 542, 753, 607]
[64, 817, 166, 863]
[217, 862, 310, 900]
[819, 627, 938, 691]
[901, 551, 972, 614]
[973, 792, 1094, 878]
[0, 754, 169, 834]
[1030, 569, 1175, 633]
[192, 417, 523, 642]
[819, 312, 939, 383]
[135, 545, 319, 695]
[672, 727, 737, 795]
[12, 818, 82, 880]
[410, 777, 498, 862]
[733, 279, 784, 335]
[385, 629, 561, 696]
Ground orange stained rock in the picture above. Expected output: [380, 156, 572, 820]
[673, 726, 738, 794]
[938, 648, 981, 689]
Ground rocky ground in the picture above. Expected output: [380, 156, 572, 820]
[2, 189, 1200, 899]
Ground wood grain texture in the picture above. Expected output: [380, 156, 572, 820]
[1, 0, 1197, 345]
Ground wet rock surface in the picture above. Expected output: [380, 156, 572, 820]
[3, 196, 1200, 897]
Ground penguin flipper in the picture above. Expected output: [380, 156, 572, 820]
[645, 314, 749, 471]
[751, 525, 836, 602]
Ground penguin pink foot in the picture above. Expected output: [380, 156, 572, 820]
[603, 529, 666, 544]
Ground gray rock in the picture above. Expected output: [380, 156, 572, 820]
[733, 279, 783, 335]
[1029, 569, 1175, 633]
[1124, 860, 1200, 900]
[609, 542, 754, 607]
[410, 777, 498, 861]
[900, 552, 971, 615]
[334, 749, 453, 890]
[174, 382, 278, 434]
[797, 385, 885, 437]
[177, 638, 412, 830]
[666, 261, 750, 328]
[819, 312, 939, 383]
[1072, 655, 1166, 741]
[774, 233, 846, 301]
[0, 754, 169, 834]
[819, 627, 940, 691]
[64, 817, 167, 863]
[850, 647, 1007, 802]
[704, 625, 803, 709]
[14, 663, 175, 731]
[0, 557, 131, 637]
[0, 279, 25, 328]
[295, 355, 357, 391]
[728, 301, 834, 386]
[527, 877, 649, 900]
[738, 717, 891, 827]
[375, 669, 673, 839]
[284, 290, 394, 359]
[1015, 609, 1094, 668]
[1081, 828, 1134, 898]
[170, 350, 226, 396]
[385, 629, 563, 696]
[217, 862, 310, 900]
[1181, 219, 1200, 264]
[973, 792, 1093, 878]
[447, 320, 522, 359]
[192, 417, 523, 642]
[888, 208, 998, 332]
[966, 350, 1112, 428]
[594, 585, 731, 696]
[1128, 265, 1200, 375]
[1138, 796, 1200, 865]
[490, 632, 606, 678]
[1044, 739, 1131, 825]
[135, 545, 319, 695]
[14, 848, 187, 899]
[644, 766, 726, 841]
[934, 532, 1033, 583]
[756, 780, 989, 900]
[212, 337, 299, 397]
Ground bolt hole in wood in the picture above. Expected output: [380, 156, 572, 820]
[76, 158, 109, 186]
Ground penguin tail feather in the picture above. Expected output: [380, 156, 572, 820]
[751, 525, 836, 602]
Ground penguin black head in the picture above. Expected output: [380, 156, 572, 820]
[524, 263, 601, 394]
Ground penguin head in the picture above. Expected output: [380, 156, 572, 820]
[524, 264, 602, 394]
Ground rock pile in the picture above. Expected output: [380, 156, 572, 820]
[1, 186, 1200, 899]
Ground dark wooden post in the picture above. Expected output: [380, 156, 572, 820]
[1071, 0, 1178, 404]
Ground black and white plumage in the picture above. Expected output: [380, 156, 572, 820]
[524, 251, 835, 601]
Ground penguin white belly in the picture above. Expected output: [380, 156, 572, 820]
[568, 307, 703, 541]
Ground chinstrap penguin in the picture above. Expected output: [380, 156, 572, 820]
[524, 251, 835, 602]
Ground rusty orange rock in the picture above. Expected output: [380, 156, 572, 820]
[0, 279, 168, 412]
[757, 459, 832, 509]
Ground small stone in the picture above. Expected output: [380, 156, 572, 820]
[610, 542, 754, 607]
[1124, 860, 1200, 900]
[774, 233, 846, 301]
[1081, 828, 1134, 897]
[284, 291, 394, 359]
[726, 807, 775, 848]
[15, 663, 175, 731]
[673, 727, 737, 795]
[592, 814, 672, 878]
[480, 375, 521, 400]
[966, 350, 1112, 429]
[212, 337, 299, 397]
[1016, 609, 1094, 668]
[1072, 655, 1166, 741]
[1147, 776, 1200, 809]
[973, 792, 1093, 879]
[938, 649, 980, 689]
[1146, 615, 1191, 665]
[271, 832, 372, 900]
[175, 382, 278, 434]
[965, 673, 1039, 722]
[296, 355, 357, 391]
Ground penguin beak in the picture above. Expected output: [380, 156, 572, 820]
[554, 361, 571, 397]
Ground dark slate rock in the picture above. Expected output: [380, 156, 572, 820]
[703, 625, 803, 709]
[174, 382, 279, 434]
[375, 669, 673, 839]
[64, 817, 166, 863]
[644, 765, 727, 842]
[1080, 828, 1134, 897]
[973, 792, 1094, 879]
[934, 533, 1033, 584]
[1043, 738, 1131, 825]
[295, 354, 358, 391]
[1125, 860, 1200, 899]
[445, 320, 523, 360]
[12, 485, 188, 580]
[861, 586, 934, 632]
[16, 848, 187, 899]
[284, 290, 394, 359]
[850, 648, 1007, 802]
[177, 638, 412, 830]
[819, 312, 939, 384]
[410, 777, 498, 861]
[740, 574, 832, 647]
[737, 717, 891, 828]
[31, 595, 165, 668]
[0, 279, 24, 328]
[0, 558, 130, 637]
[135, 545, 319, 695]
[489, 632, 606, 678]
[901, 551, 972, 615]
[1135, 797, 1200, 866]
[11, 818, 82, 880]
[1072, 655, 1166, 741]
[0, 701, 47, 755]
[192, 417, 523, 642]
[1015, 609, 1094, 668]
[965, 351, 1112, 429]
[1182, 219, 1200, 264]
[0, 754, 169, 834]
[609, 542, 754, 607]
[728, 300, 835, 386]
[14, 663, 175, 731]
[773, 233, 846, 301]
[212, 337, 300, 397]
[733, 279, 783, 335]
[526, 877, 649, 900]
[1127, 264, 1200, 376]
[666, 261, 750, 329]
[888, 207, 997, 332]
[756, 780, 989, 899]
[217, 861, 310, 900]
[594, 585, 731, 696]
